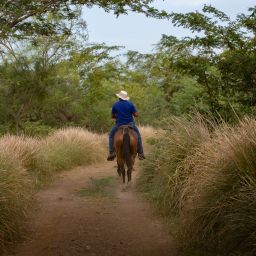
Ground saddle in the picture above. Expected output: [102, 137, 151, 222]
[116, 125, 138, 139]
[118, 124, 134, 131]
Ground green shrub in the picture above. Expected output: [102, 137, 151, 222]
[21, 121, 54, 136]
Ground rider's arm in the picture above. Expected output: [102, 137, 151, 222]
[131, 102, 138, 118]
[133, 112, 138, 118]
[112, 103, 117, 119]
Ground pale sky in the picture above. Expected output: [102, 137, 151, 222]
[82, 0, 256, 54]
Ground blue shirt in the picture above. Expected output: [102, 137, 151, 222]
[112, 100, 137, 126]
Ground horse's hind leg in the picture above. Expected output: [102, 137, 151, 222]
[127, 155, 135, 183]
[127, 166, 132, 183]
[122, 166, 125, 183]
[117, 165, 121, 176]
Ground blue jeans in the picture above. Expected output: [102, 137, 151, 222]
[109, 122, 143, 154]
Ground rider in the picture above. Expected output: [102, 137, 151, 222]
[107, 90, 146, 161]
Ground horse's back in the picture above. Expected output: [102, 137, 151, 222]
[114, 126, 137, 154]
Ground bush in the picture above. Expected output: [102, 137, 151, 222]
[21, 121, 54, 136]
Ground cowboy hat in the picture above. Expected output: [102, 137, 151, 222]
[116, 90, 130, 100]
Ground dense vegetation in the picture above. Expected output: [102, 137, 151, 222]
[0, 5, 255, 134]
[0, 1, 256, 255]
[138, 116, 256, 256]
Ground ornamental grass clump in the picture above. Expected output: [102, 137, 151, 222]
[139, 116, 256, 256]
[178, 118, 256, 255]
[137, 116, 210, 215]
[0, 136, 34, 251]
[31, 127, 106, 184]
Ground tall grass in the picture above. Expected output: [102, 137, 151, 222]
[138, 116, 256, 255]
[29, 128, 106, 184]
[0, 135, 35, 250]
[137, 116, 210, 215]
[139, 125, 159, 141]
[0, 127, 106, 252]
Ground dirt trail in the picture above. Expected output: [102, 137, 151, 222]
[6, 162, 176, 256]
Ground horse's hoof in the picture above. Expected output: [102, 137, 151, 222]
[121, 182, 132, 192]
[121, 184, 127, 192]
[126, 182, 132, 189]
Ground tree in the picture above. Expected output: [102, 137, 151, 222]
[158, 5, 256, 119]
[0, 21, 123, 133]
[0, 0, 168, 39]
[0, 57, 51, 132]
[124, 49, 206, 117]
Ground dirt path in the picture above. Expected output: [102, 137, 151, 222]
[6, 162, 176, 256]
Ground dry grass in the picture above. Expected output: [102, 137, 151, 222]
[0, 127, 107, 251]
[138, 116, 256, 256]
[137, 116, 210, 214]
[0, 135, 39, 167]
[139, 125, 160, 140]
[30, 127, 106, 184]
[0, 136, 35, 251]
[179, 118, 256, 255]
[138, 125, 163, 153]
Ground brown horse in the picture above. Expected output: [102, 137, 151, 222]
[114, 125, 137, 184]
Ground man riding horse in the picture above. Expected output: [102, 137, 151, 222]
[107, 90, 146, 161]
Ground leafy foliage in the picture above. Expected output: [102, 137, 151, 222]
[0, 0, 168, 39]
[157, 5, 256, 119]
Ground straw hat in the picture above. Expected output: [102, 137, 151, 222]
[116, 90, 130, 100]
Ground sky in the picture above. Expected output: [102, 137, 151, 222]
[82, 0, 256, 54]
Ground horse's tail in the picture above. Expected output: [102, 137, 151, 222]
[122, 127, 131, 167]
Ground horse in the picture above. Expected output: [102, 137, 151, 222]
[114, 125, 137, 184]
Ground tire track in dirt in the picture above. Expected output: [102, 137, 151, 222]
[6, 162, 176, 256]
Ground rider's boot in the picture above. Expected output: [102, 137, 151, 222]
[107, 150, 116, 161]
[138, 152, 146, 160]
